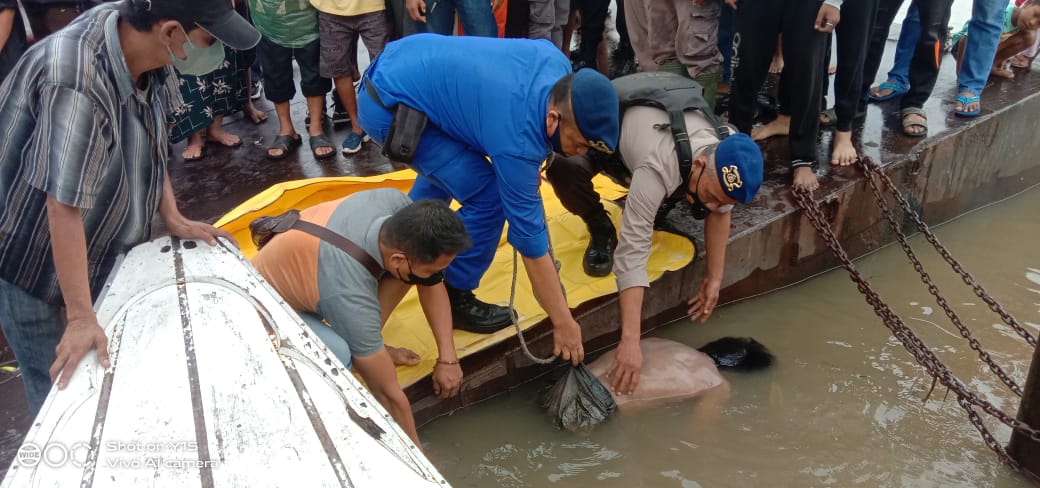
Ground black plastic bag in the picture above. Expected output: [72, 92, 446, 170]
[540, 364, 617, 433]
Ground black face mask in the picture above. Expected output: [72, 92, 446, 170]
[549, 124, 565, 154]
[396, 255, 445, 286]
[685, 166, 712, 220]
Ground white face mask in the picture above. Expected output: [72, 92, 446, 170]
[167, 25, 224, 76]
[716, 204, 734, 214]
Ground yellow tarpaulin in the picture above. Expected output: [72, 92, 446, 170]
[217, 169, 695, 387]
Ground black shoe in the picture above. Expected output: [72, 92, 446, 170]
[332, 109, 351, 127]
[445, 285, 514, 334]
[583, 212, 617, 277]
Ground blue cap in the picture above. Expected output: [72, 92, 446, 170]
[570, 68, 619, 154]
[714, 133, 763, 204]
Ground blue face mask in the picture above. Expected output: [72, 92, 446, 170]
[168, 26, 224, 76]
[549, 125, 564, 154]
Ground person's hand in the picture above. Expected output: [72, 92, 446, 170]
[166, 217, 235, 247]
[605, 338, 642, 395]
[815, 4, 839, 33]
[431, 361, 463, 399]
[552, 319, 584, 365]
[724, 0, 737, 9]
[49, 316, 110, 389]
[687, 276, 722, 323]
[407, 0, 427, 22]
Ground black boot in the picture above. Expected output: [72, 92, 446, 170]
[583, 211, 617, 277]
[445, 284, 514, 334]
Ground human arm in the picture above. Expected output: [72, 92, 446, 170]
[686, 210, 730, 323]
[158, 172, 234, 246]
[815, 2, 840, 33]
[351, 349, 421, 445]
[0, 8, 15, 53]
[406, 0, 427, 22]
[523, 254, 584, 364]
[416, 283, 463, 398]
[46, 195, 111, 389]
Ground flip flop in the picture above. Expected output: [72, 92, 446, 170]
[266, 133, 302, 160]
[868, 81, 908, 103]
[900, 107, 928, 137]
[309, 133, 336, 160]
[953, 93, 981, 118]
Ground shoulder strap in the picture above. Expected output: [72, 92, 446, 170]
[291, 220, 385, 280]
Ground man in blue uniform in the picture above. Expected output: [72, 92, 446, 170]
[358, 34, 619, 365]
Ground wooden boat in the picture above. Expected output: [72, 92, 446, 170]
[1, 236, 449, 488]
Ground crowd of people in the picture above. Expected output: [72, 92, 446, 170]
[0, 0, 1039, 449]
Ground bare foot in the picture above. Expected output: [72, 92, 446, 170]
[386, 345, 421, 366]
[954, 91, 980, 114]
[992, 63, 1015, 79]
[901, 112, 927, 136]
[830, 130, 858, 166]
[752, 114, 790, 141]
[828, 65, 837, 75]
[769, 54, 784, 74]
[246, 102, 268, 124]
[181, 132, 205, 161]
[207, 126, 241, 147]
[792, 166, 819, 192]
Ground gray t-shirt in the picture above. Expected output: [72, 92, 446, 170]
[315, 189, 410, 358]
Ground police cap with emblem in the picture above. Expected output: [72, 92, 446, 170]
[570, 68, 620, 154]
[714, 133, 762, 204]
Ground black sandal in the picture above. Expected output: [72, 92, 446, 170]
[266, 133, 302, 160]
[309, 133, 336, 160]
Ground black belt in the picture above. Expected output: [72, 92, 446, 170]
[364, 77, 388, 111]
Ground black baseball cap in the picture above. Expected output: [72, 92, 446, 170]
[143, 0, 261, 50]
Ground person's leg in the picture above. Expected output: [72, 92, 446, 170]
[832, 0, 879, 166]
[861, 0, 906, 101]
[298, 311, 353, 368]
[729, 0, 783, 135]
[902, 0, 954, 111]
[0, 279, 66, 417]
[553, 0, 570, 49]
[182, 130, 206, 161]
[206, 115, 241, 147]
[879, 2, 920, 95]
[297, 38, 335, 158]
[992, 29, 1038, 78]
[718, 1, 735, 86]
[544, 153, 616, 276]
[648, 0, 682, 76]
[258, 37, 300, 158]
[506, 0, 531, 38]
[675, 0, 723, 106]
[624, 0, 655, 71]
[424, 0, 459, 35]
[528, 0, 554, 43]
[576, 0, 610, 69]
[456, 0, 499, 36]
[952, 0, 1004, 115]
[781, 0, 828, 190]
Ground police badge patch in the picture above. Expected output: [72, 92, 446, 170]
[722, 165, 743, 192]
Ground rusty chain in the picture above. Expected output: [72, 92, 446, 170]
[861, 158, 1038, 349]
[857, 158, 1023, 397]
[792, 187, 1040, 470]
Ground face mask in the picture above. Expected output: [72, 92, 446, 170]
[396, 255, 445, 286]
[548, 111, 566, 154]
[685, 166, 712, 220]
[168, 25, 224, 76]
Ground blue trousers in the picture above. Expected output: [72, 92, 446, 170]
[357, 80, 506, 292]
[0, 279, 64, 417]
[421, 0, 498, 37]
[883, 0, 1001, 97]
[299, 312, 353, 368]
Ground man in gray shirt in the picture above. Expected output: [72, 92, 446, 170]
[546, 105, 763, 397]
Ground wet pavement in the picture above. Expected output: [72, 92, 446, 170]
[3, 35, 1040, 474]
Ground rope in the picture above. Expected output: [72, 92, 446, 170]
[507, 213, 568, 365]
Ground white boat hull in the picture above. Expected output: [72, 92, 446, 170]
[2, 236, 450, 487]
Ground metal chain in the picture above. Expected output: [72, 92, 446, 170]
[857, 160, 1023, 396]
[860, 158, 1038, 348]
[793, 188, 1040, 470]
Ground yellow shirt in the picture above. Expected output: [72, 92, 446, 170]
[310, 0, 384, 17]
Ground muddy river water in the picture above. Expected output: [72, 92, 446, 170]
[420, 186, 1040, 487]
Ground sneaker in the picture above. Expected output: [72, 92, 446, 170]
[341, 132, 365, 155]
[250, 80, 263, 100]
